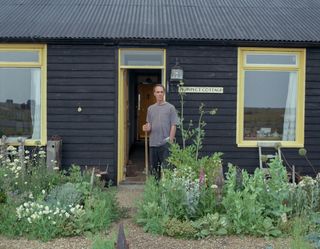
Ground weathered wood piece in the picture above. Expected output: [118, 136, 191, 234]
[115, 223, 129, 249]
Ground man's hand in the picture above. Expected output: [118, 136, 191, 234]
[142, 123, 151, 132]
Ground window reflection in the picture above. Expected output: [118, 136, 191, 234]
[243, 71, 297, 141]
[0, 68, 41, 140]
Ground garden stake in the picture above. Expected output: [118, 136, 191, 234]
[144, 131, 148, 176]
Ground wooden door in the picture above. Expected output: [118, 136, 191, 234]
[137, 84, 156, 139]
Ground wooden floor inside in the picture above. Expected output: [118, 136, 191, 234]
[122, 141, 146, 184]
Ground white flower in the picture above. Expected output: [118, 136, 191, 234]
[25, 150, 30, 154]
[25, 156, 30, 160]
[53, 166, 59, 171]
[0, 155, 3, 159]
[211, 184, 218, 189]
[65, 212, 70, 218]
[42, 190, 46, 194]
[24, 202, 29, 208]
[29, 193, 34, 199]
[52, 221, 56, 225]
[4, 174, 7, 177]
[27, 217, 32, 224]
[24, 181, 28, 185]
[7, 145, 16, 151]
[281, 213, 288, 223]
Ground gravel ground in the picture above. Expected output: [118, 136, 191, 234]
[0, 185, 291, 249]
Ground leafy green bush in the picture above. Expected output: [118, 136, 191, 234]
[222, 158, 289, 237]
[46, 182, 83, 209]
[76, 189, 120, 233]
[288, 176, 320, 216]
[0, 144, 120, 241]
[164, 218, 197, 238]
[136, 178, 167, 234]
[191, 213, 228, 238]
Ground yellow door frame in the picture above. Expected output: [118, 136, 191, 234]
[117, 48, 166, 184]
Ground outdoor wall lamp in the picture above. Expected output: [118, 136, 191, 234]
[77, 103, 82, 113]
[170, 59, 184, 82]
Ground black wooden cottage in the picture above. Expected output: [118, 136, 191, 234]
[1, 0, 320, 184]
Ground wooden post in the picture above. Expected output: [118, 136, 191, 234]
[115, 223, 129, 249]
[17, 137, 25, 177]
[292, 165, 295, 184]
[144, 131, 148, 176]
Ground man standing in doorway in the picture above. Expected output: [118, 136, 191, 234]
[142, 84, 178, 180]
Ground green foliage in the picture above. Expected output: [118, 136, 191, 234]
[287, 176, 320, 216]
[290, 217, 314, 249]
[167, 143, 223, 187]
[0, 188, 6, 203]
[222, 158, 288, 237]
[136, 178, 167, 234]
[191, 213, 228, 238]
[46, 182, 83, 209]
[0, 144, 120, 241]
[164, 218, 197, 239]
[76, 189, 120, 234]
[92, 235, 115, 249]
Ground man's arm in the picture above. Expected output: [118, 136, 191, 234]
[169, 125, 176, 143]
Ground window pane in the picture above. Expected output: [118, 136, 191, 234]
[0, 51, 39, 62]
[243, 71, 297, 141]
[121, 50, 163, 66]
[0, 68, 41, 141]
[246, 54, 297, 65]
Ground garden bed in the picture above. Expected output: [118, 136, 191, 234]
[0, 185, 292, 249]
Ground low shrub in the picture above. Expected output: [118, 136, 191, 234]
[164, 218, 197, 239]
[0, 144, 120, 241]
[46, 182, 83, 209]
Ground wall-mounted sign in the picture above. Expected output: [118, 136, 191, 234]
[179, 86, 224, 94]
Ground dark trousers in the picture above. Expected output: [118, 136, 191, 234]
[149, 144, 169, 180]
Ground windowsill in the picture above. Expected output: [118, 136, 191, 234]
[3, 139, 46, 147]
[237, 141, 304, 148]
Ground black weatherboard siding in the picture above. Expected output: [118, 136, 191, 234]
[167, 45, 320, 175]
[47, 44, 117, 181]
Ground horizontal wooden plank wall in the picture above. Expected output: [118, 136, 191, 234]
[47, 44, 117, 182]
[167, 45, 320, 176]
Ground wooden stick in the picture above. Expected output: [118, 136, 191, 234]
[144, 131, 149, 176]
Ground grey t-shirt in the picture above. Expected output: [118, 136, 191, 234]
[146, 102, 178, 147]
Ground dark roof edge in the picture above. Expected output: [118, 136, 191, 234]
[1, 37, 320, 47]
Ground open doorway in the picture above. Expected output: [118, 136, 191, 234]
[117, 48, 166, 184]
[124, 69, 161, 183]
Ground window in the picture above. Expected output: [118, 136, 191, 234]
[0, 45, 47, 146]
[237, 48, 306, 147]
[120, 50, 164, 66]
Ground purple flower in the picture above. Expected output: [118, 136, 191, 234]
[199, 168, 205, 186]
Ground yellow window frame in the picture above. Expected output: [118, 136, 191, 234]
[0, 44, 47, 146]
[237, 47, 306, 148]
